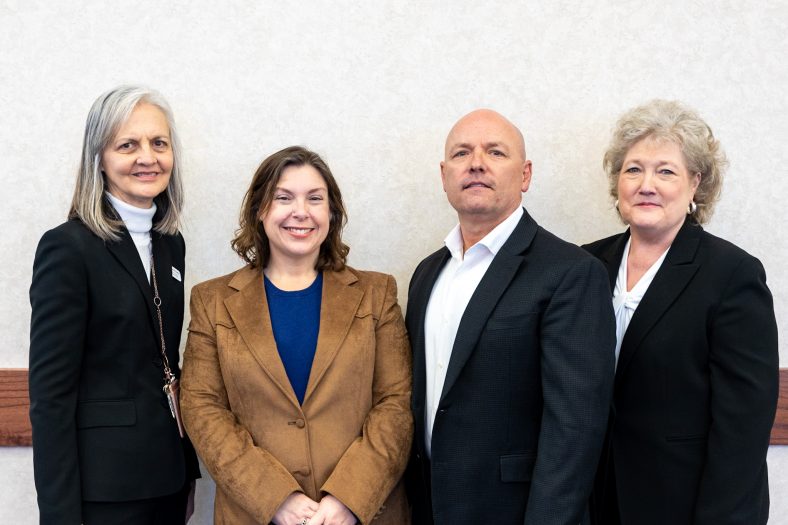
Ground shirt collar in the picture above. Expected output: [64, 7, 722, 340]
[444, 207, 524, 260]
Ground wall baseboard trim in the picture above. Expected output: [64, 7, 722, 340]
[2, 368, 787, 446]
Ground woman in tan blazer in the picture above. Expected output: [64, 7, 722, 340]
[181, 146, 412, 525]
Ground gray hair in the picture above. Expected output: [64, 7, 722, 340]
[603, 99, 727, 225]
[68, 85, 184, 240]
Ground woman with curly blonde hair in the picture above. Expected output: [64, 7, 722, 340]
[585, 100, 778, 525]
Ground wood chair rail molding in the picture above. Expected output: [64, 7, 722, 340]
[770, 368, 788, 445]
[1, 368, 788, 446]
[0, 369, 31, 446]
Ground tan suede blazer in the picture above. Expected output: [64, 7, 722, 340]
[181, 266, 412, 525]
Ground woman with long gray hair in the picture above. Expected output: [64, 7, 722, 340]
[29, 85, 200, 524]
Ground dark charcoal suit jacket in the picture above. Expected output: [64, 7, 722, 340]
[406, 209, 616, 524]
[583, 220, 778, 525]
[29, 215, 199, 524]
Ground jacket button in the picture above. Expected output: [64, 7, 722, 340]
[295, 418, 305, 428]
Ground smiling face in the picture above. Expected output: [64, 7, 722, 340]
[617, 136, 700, 243]
[260, 164, 330, 267]
[441, 109, 532, 230]
[101, 103, 172, 208]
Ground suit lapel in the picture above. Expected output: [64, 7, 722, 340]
[439, 211, 537, 402]
[151, 232, 174, 295]
[150, 232, 180, 360]
[303, 269, 363, 404]
[106, 228, 157, 326]
[615, 221, 702, 385]
[598, 231, 630, 292]
[410, 249, 452, 414]
[224, 267, 300, 406]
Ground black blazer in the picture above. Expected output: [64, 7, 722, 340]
[583, 220, 779, 525]
[29, 217, 199, 524]
[406, 209, 616, 524]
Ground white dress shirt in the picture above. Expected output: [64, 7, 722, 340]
[612, 237, 669, 365]
[106, 192, 156, 282]
[423, 207, 523, 457]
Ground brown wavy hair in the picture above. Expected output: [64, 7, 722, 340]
[231, 145, 349, 270]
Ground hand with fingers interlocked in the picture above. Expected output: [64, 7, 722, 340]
[307, 494, 358, 525]
[271, 491, 320, 525]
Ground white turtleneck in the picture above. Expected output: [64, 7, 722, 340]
[106, 192, 156, 282]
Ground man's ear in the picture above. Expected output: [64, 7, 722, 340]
[521, 160, 533, 193]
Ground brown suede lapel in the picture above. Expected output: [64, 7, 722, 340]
[223, 266, 300, 407]
[221, 267, 364, 408]
[304, 268, 363, 404]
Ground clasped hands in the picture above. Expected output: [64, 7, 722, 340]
[272, 491, 357, 525]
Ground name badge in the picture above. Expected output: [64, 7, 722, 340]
[171, 267, 182, 282]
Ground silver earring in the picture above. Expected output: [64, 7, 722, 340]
[688, 201, 697, 214]
[614, 199, 619, 209]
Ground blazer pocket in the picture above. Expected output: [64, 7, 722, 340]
[665, 433, 707, 443]
[77, 399, 136, 429]
[215, 318, 239, 348]
[486, 312, 537, 331]
[355, 305, 373, 320]
[500, 453, 536, 483]
[215, 316, 236, 330]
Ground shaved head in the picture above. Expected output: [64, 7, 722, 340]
[445, 109, 526, 161]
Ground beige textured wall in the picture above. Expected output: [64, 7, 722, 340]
[2, 1, 786, 523]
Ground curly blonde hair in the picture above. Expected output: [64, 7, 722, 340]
[603, 99, 727, 224]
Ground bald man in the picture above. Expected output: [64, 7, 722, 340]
[405, 109, 615, 524]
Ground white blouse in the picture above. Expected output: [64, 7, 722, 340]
[612, 237, 670, 366]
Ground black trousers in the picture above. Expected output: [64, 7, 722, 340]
[81, 481, 190, 525]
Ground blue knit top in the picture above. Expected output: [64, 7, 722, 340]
[264, 272, 323, 405]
